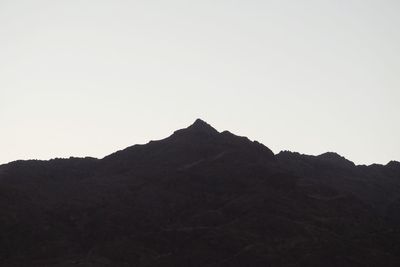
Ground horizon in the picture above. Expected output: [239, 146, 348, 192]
[1, 1, 399, 165]
[1, 118, 398, 167]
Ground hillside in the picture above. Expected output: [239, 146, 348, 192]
[1, 119, 399, 266]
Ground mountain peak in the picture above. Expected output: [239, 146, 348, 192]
[387, 160, 400, 170]
[186, 119, 219, 134]
[317, 152, 355, 167]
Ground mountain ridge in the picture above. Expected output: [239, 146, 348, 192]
[1, 119, 395, 167]
[1, 119, 400, 267]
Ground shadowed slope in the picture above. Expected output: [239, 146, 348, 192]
[0, 120, 399, 267]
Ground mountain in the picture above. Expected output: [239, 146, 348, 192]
[1, 119, 399, 267]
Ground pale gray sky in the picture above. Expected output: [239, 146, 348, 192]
[1, 0, 399, 165]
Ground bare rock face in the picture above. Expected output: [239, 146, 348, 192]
[1, 120, 399, 267]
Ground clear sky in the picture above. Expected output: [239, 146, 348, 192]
[1, 0, 399, 165]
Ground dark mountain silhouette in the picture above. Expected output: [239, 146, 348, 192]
[1, 119, 399, 266]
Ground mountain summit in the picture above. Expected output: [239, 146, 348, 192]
[1, 121, 400, 267]
[172, 118, 219, 137]
[188, 118, 219, 133]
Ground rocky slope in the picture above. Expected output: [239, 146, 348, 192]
[1, 119, 399, 266]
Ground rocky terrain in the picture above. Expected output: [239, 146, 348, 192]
[1, 119, 399, 266]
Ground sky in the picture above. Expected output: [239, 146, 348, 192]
[1, 0, 399, 165]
